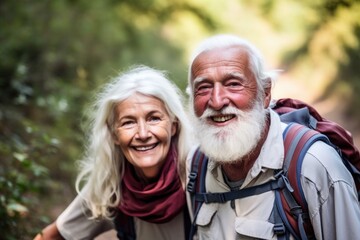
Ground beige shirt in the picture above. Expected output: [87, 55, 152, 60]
[56, 194, 186, 240]
[186, 109, 360, 240]
[56, 195, 114, 239]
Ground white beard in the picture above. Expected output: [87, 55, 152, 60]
[192, 102, 267, 163]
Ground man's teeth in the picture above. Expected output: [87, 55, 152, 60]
[212, 115, 233, 122]
[135, 145, 156, 151]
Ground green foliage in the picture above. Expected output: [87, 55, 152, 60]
[325, 25, 360, 120]
[0, 0, 218, 238]
[0, 107, 56, 238]
[249, 0, 360, 125]
[1, 0, 359, 239]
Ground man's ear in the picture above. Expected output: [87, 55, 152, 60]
[263, 80, 272, 108]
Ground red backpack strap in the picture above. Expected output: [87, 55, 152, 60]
[277, 122, 330, 240]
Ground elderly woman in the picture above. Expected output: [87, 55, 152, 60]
[35, 66, 193, 240]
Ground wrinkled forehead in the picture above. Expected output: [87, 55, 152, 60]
[194, 45, 249, 60]
[190, 46, 251, 80]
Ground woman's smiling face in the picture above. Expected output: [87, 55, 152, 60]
[114, 93, 177, 180]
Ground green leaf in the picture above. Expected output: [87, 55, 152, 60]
[13, 152, 28, 162]
[6, 202, 29, 217]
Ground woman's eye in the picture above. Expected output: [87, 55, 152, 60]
[149, 116, 161, 122]
[121, 120, 135, 127]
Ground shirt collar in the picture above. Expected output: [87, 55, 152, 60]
[248, 109, 285, 178]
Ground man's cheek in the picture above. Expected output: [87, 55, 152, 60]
[194, 100, 206, 117]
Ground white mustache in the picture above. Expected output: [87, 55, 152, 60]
[193, 101, 266, 163]
[199, 106, 246, 120]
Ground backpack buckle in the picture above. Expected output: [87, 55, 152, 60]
[273, 223, 286, 235]
[274, 171, 294, 193]
[187, 172, 197, 193]
[280, 175, 294, 193]
[290, 205, 303, 218]
[274, 169, 284, 179]
[203, 192, 226, 203]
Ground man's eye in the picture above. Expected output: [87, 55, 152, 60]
[227, 81, 241, 87]
[199, 86, 210, 90]
[196, 84, 211, 93]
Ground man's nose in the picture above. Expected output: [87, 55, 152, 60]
[208, 84, 230, 111]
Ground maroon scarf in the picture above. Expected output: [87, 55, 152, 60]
[119, 144, 186, 223]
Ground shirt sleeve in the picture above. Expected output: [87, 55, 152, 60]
[56, 194, 114, 240]
[301, 141, 360, 240]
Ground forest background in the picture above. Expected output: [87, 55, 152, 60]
[1, 0, 359, 239]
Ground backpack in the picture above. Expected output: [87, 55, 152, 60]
[187, 98, 360, 240]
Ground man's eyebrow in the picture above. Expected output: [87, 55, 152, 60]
[192, 72, 247, 88]
[227, 72, 246, 80]
[193, 76, 207, 86]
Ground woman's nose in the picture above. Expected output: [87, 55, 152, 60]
[136, 121, 151, 140]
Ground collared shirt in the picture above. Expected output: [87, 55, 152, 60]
[186, 109, 360, 239]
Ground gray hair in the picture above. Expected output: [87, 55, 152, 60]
[186, 34, 277, 103]
[76, 65, 192, 219]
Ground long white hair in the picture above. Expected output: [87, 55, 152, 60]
[75, 65, 193, 219]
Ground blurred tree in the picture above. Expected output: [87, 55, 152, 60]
[0, 0, 217, 238]
[251, 0, 360, 124]
[1, 0, 359, 238]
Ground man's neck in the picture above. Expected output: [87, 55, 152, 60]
[221, 114, 270, 182]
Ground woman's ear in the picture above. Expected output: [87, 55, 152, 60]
[171, 119, 178, 137]
[113, 131, 121, 145]
[113, 138, 120, 145]
[108, 123, 120, 145]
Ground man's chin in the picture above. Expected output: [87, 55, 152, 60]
[213, 130, 231, 140]
[198, 137, 248, 163]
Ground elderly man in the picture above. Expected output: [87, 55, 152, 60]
[185, 34, 360, 239]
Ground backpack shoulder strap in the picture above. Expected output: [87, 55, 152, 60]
[114, 210, 136, 240]
[187, 148, 208, 211]
[187, 147, 208, 240]
[283, 122, 330, 205]
[186, 148, 292, 239]
[276, 122, 331, 240]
